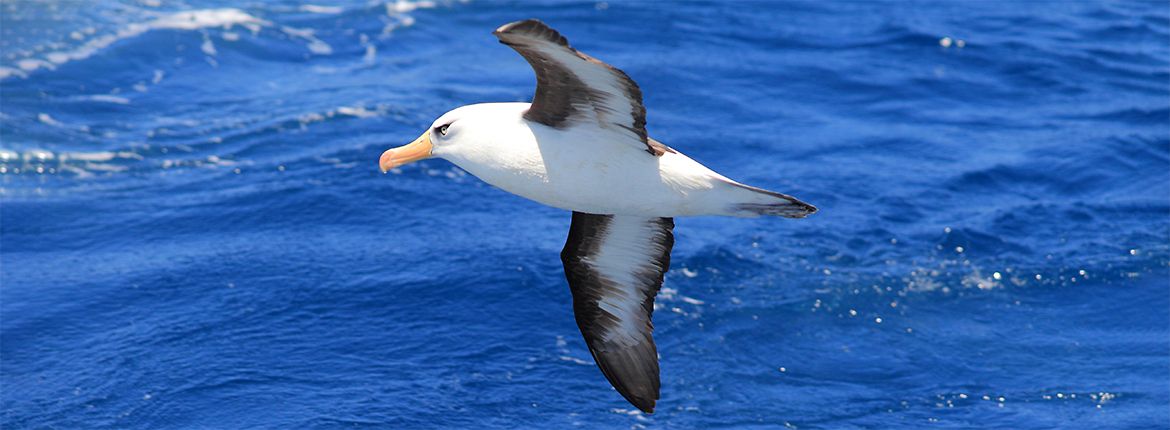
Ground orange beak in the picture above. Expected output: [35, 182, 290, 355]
[379, 130, 433, 173]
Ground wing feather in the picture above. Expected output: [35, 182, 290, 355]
[561, 212, 674, 413]
[494, 19, 672, 156]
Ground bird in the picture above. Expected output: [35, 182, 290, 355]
[378, 19, 816, 413]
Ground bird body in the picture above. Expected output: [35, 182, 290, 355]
[378, 19, 816, 413]
[428, 102, 801, 217]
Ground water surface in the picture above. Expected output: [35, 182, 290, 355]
[2, 1, 1168, 428]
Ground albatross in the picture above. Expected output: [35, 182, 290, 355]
[379, 19, 816, 413]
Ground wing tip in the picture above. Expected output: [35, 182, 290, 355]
[618, 383, 658, 414]
[590, 342, 662, 415]
[493, 19, 568, 46]
[630, 397, 657, 414]
[612, 377, 659, 414]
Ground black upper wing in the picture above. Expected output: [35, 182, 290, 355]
[493, 19, 670, 156]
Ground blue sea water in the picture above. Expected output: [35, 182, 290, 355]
[2, 0, 1168, 428]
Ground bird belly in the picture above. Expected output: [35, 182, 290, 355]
[447, 137, 733, 217]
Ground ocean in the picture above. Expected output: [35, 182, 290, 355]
[2, 1, 1167, 428]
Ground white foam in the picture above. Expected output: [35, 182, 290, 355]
[335, 106, 378, 118]
[280, 26, 333, 55]
[558, 356, 591, 366]
[4, 2, 449, 79]
[2, 8, 267, 81]
[307, 40, 332, 55]
[64, 151, 117, 162]
[37, 113, 90, 132]
[75, 94, 132, 104]
[37, 113, 63, 127]
[387, 0, 436, 13]
[299, 105, 385, 126]
[26, 149, 54, 161]
[364, 44, 377, 62]
[300, 5, 344, 14]
[0, 67, 27, 80]
[382, 0, 434, 35]
[18, 58, 54, 72]
[200, 33, 218, 56]
[150, 9, 264, 31]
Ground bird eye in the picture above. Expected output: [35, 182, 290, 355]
[436, 123, 450, 136]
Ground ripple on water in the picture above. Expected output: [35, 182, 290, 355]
[1, 1, 1168, 428]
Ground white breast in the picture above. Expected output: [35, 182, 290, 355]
[433, 103, 741, 217]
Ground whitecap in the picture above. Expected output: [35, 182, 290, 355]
[362, 43, 377, 64]
[3, 8, 268, 81]
[150, 9, 265, 31]
[72, 94, 131, 104]
[299, 5, 344, 14]
[335, 106, 378, 118]
[18, 58, 54, 72]
[280, 26, 333, 55]
[37, 113, 63, 127]
[387, 0, 436, 14]
[200, 32, 217, 56]
[0, 67, 27, 80]
[382, 0, 435, 35]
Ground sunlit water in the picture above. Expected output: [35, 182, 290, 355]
[2, 1, 1168, 428]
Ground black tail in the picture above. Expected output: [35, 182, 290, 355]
[725, 181, 817, 218]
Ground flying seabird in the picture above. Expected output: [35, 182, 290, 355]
[379, 19, 816, 413]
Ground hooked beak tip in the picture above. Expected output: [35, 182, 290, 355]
[378, 150, 395, 173]
[379, 131, 433, 174]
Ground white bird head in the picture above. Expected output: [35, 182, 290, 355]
[379, 103, 523, 173]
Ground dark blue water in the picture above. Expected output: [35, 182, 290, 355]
[2, 1, 1168, 428]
